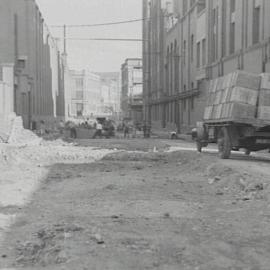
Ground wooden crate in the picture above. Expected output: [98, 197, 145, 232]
[229, 87, 258, 106]
[258, 89, 270, 106]
[213, 90, 222, 105]
[220, 103, 256, 120]
[260, 73, 270, 89]
[203, 106, 213, 120]
[211, 104, 223, 119]
[222, 73, 234, 89]
[220, 88, 231, 104]
[230, 70, 261, 90]
[209, 78, 218, 93]
[216, 77, 224, 91]
[207, 93, 215, 106]
[257, 106, 270, 120]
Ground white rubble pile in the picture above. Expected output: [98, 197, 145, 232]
[7, 116, 42, 146]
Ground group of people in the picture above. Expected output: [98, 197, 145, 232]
[92, 119, 115, 139]
[119, 121, 151, 139]
[32, 118, 151, 140]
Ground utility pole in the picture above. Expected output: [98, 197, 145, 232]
[63, 24, 67, 55]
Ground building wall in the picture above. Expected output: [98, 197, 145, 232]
[0, 0, 70, 129]
[97, 72, 121, 118]
[70, 70, 102, 118]
[121, 58, 143, 123]
[143, 0, 270, 134]
[0, 65, 14, 117]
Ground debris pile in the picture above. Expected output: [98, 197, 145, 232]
[205, 163, 267, 200]
[8, 116, 42, 146]
[15, 224, 83, 267]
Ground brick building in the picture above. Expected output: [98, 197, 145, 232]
[0, 0, 71, 130]
[143, 0, 270, 134]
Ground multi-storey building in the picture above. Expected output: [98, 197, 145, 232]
[0, 0, 71, 130]
[143, 0, 270, 134]
[96, 72, 121, 119]
[70, 70, 102, 118]
[121, 58, 143, 123]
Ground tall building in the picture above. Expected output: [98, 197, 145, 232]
[70, 70, 102, 118]
[0, 0, 71, 131]
[143, 0, 270, 134]
[121, 58, 143, 123]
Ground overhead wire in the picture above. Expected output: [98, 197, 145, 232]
[51, 18, 145, 28]
[66, 38, 145, 42]
[50, 15, 169, 28]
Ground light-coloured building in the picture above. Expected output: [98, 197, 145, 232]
[121, 59, 143, 123]
[143, 0, 270, 134]
[70, 70, 102, 118]
[97, 72, 121, 119]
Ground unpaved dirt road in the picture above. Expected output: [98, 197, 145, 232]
[1, 139, 270, 270]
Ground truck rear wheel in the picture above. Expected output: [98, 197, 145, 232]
[218, 127, 232, 159]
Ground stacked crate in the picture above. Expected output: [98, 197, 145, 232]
[204, 71, 261, 121]
[258, 73, 270, 121]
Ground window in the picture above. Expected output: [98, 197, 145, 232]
[174, 40, 179, 92]
[253, 6, 260, 44]
[183, 99, 186, 111]
[76, 103, 83, 116]
[230, 22, 235, 54]
[191, 35, 194, 62]
[76, 91, 83, 100]
[76, 78, 84, 90]
[183, 0, 187, 14]
[212, 7, 218, 61]
[197, 42, 201, 67]
[191, 97, 194, 110]
[197, 0, 206, 13]
[191, 82, 194, 89]
[202, 39, 206, 66]
[183, 40, 186, 65]
[230, 0, 236, 13]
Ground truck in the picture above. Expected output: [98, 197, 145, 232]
[196, 71, 270, 159]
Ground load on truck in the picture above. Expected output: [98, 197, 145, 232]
[196, 70, 270, 159]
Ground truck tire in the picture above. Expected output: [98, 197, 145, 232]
[217, 127, 232, 159]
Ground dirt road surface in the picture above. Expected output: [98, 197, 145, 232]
[1, 139, 270, 270]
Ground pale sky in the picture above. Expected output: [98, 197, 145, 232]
[36, 0, 142, 72]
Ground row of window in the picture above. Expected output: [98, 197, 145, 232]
[167, 35, 206, 69]
[212, 0, 261, 61]
[150, 97, 195, 124]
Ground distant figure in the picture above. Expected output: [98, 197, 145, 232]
[143, 122, 151, 138]
[40, 120, 45, 136]
[59, 120, 65, 134]
[93, 121, 103, 139]
[31, 121, 37, 131]
[69, 122, 77, 139]
[123, 123, 129, 138]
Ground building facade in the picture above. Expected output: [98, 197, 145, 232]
[121, 58, 143, 123]
[70, 70, 102, 118]
[96, 72, 121, 119]
[0, 0, 71, 130]
[143, 0, 270, 134]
